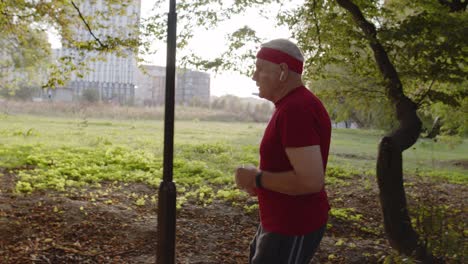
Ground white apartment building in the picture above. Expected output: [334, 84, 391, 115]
[54, 0, 140, 104]
[135, 65, 166, 106]
[176, 69, 211, 106]
[136, 65, 210, 106]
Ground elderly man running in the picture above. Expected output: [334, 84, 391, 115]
[235, 39, 331, 264]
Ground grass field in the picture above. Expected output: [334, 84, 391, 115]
[0, 115, 468, 198]
[0, 114, 466, 196]
[1, 114, 466, 263]
[330, 128, 467, 181]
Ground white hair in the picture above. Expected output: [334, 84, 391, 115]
[261, 39, 304, 62]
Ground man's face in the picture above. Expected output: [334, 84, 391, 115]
[252, 59, 281, 101]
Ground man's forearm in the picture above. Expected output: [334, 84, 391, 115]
[260, 170, 323, 196]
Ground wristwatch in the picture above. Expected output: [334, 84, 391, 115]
[255, 171, 263, 189]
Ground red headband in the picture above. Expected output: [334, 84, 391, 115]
[256, 47, 304, 74]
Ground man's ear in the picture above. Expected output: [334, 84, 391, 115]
[279, 63, 288, 81]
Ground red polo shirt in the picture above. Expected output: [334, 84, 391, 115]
[257, 86, 331, 235]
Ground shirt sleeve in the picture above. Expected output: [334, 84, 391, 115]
[278, 104, 320, 148]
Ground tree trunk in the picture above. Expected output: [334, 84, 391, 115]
[426, 116, 442, 139]
[335, 0, 434, 261]
[350, 111, 365, 128]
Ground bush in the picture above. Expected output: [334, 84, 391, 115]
[410, 200, 466, 262]
[0, 86, 38, 101]
[81, 88, 100, 103]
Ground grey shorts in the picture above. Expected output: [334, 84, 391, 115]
[249, 225, 326, 264]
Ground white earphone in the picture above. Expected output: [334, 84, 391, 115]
[279, 71, 285, 80]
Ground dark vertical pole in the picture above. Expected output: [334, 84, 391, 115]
[157, 0, 177, 263]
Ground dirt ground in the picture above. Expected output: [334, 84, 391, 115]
[0, 168, 466, 264]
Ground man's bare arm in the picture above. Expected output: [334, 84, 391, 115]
[261, 145, 324, 195]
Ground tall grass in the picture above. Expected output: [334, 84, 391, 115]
[0, 100, 265, 122]
[0, 100, 270, 122]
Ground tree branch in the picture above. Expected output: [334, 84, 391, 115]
[416, 79, 436, 107]
[70, 0, 108, 49]
[1, 11, 36, 18]
[336, 0, 404, 103]
[312, 0, 323, 54]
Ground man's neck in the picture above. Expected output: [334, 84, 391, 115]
[272, 79, 304, 103]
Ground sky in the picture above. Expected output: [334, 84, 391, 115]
[140, 0, 304, 98]
[49, 0, 303, 98]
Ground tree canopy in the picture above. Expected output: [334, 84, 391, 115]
[287, 0, 467, 135]
[0, 0, 140, 92]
